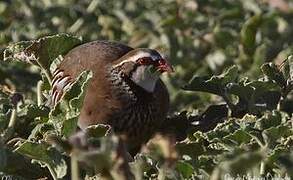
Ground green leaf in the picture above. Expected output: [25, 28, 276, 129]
[227, 79, 279, 101]
[15, 141, 67, 179]
[28, 123, 49, 140]
[227, 78, 281, 115]
[4, 34, 82, 72]
[267, 145, 289, 165]
[41, 71, 52, 92]
[61, 116, 78, 138]
[261, 62, 287, 88]
[20, 104, 50, 119]
[64, 71, 92, 135]
[50, 71, 92, 133]
[214, 151, 263, 176]
[176, 142, 205, 159]
[3, 41, 33, 61]
[283, 55, 293, 81]
[226, 82, 254, 101]
[206, 120, 240, 141]
[223, 129, 251, 145]
[255, 111, 282, 130]
[240, 15, 262, 55]
[0, 113, 8, 132]
[68, 71, 93, 111]
[194, 104, 228, 132]
[0, 146, 48, 179]
[176, 160, 194, 179]
[183, 65, 238, 95]
[263, 125, 293, 143]
[213, 26, 235, 48]
[212, 65, 239, 85]
[247, 80, 280, 97]
[182, 76, 222, 95]
[0, 174, 26, 180]
[0, 147, 8, 172]
[85, 124, 111, 138]
[277, 152, 293, 177]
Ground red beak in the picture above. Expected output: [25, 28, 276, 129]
[157, 59, 174, 73]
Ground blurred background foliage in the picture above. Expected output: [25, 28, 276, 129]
[0, 0, 292, 112]
[0, 0, 293, 179]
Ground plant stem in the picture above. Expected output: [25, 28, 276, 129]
[37, 80, 43, 106]
[3, 107, 18, 142]
[221, 91, 235, 112]
[8, 108, 17, 128]
[260, 161, 265, 176]
[278, 82, 293, 111]
[47, 165, 58, 180]
[71, 152, 79, 180]
[43, 68, 52, 85]
[35, 58, 52, 84]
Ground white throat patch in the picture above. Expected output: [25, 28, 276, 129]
[130, 66, 160, 92]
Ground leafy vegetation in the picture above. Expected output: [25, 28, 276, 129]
[0, 0, 292, 179]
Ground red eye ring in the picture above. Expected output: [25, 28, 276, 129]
[138, 57, 151, 65]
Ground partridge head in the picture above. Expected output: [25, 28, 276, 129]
[49, 41, 173, 155]
[113, 48, 173, 92]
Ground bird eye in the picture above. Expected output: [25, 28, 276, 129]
[138, 58, 151, 65]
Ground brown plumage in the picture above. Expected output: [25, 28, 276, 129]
[49, 40, 172, 154]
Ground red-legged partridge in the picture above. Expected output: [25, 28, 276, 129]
[49, 41, 173, 154]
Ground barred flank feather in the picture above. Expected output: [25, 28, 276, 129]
[46, 68, 73, 107]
